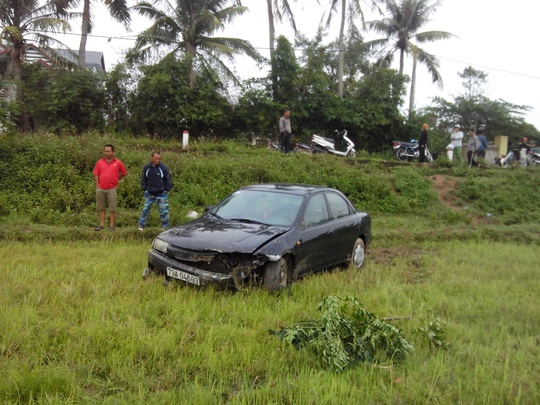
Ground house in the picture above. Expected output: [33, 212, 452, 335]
[0, 43, 106, 72]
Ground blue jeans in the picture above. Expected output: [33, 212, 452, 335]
[138, 192, 169, 229]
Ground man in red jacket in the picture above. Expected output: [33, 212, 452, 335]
[93, 144, 127, 231]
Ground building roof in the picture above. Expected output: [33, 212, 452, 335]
[0, 43, 106, 72]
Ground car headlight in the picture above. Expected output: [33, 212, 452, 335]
[152, 238, 169, 254]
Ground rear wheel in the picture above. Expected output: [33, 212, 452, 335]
[349, 238, 366, 269]
[263, 257, 289, 292]
[394, 148, 408, 162]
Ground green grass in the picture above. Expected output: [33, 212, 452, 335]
[1, 133, 539, 403]
[1, 239, 538, 404]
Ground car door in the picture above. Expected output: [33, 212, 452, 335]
[295, 193, 333, 275]
[323, 191, 358, 266]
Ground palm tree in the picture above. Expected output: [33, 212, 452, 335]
[76, 0, 131, 68]
[266, 0, 297, 99]
[131, 0, 262, 89]
[365, 0, 454, 116]
[323, 0, 380, 99]
[0, 0, 71, 130]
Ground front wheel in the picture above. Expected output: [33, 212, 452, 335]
[263, 257, 289, 292]
[394, 148, 408, 162]
[529, 156, 540, 166]
[347, 150, 357, 158]
[348, 238, 366, 269]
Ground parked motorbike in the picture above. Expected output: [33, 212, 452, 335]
[293, 142, 311, 153]
[392, 140, 433, 163]
[310, 130, 356, 158]
[496, 147, 540, 167]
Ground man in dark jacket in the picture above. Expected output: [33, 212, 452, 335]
[138, 152, 172, 231]
[418, 123, 429, 162]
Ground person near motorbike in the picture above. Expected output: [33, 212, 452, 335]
[467, 129, 480, 167]
[518, 136, 532, 166]
[279, 109, 292, 153]
[476, 128, 488, 158]
[418, 123, 429, 162]
[447, 124, 464, 162]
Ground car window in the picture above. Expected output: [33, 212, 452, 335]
[303, 194, 329, 228]
[326, 192, 351, 219]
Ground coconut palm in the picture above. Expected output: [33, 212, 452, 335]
[365, 0, 454, 115]
[131, 0, 262, 89]
[74, 0, 131, 68]
[266, 0, 297, 99]
[0, 0, 72, 130]
[323, 0, 380, 99]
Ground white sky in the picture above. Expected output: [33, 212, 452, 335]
[56, 0, 540, 130]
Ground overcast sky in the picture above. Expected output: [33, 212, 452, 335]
[57, 0, 540, 130]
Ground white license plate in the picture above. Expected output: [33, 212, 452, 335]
[167, 267, 200, 285]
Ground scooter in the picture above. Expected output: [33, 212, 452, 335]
[392, 140, 433, 163]
[496, 148, 540, 167]
[310, 130, 356, 158]
[293, 142, 311, 153]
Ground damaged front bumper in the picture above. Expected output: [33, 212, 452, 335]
[147, 249, 234, 287]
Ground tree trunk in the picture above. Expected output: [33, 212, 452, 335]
[267, 0, 278, 100]
[337, 0, 346, 99]
[408, 52, 417, 119]
[78, 0, 91, 68]
[11, 41, 31, 131]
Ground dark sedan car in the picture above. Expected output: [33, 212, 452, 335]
[145, 183, 372, 291]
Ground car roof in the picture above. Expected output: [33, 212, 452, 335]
[240, 183, 334, 196]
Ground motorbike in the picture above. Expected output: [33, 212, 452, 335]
[496, 147, 540, 167]
[392, 140, 433, 163]
[310, 130, 356, 158]
[293, 142, 311, 153]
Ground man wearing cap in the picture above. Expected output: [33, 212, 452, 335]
[449, 125, 464, 162]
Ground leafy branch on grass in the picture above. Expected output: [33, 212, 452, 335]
[272, 295, 414, 372]
[418, 319, 449, 350]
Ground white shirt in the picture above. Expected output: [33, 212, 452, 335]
[450, 131, 464, 147]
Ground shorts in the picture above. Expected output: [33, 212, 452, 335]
[96, 187, 117, 212]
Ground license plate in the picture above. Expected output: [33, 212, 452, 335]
[167, 267, 200, 285]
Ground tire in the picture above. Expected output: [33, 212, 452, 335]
[529, 157, 540, 166]
[263, 257, 289, 292]
[349, 238, 366, 269]
[394, 148, 408, 162]
[347, 150, 357, 158]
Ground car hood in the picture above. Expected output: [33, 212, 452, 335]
[157, 217, 289, 254]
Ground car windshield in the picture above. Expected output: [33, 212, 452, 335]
[209, 189, 304, 227]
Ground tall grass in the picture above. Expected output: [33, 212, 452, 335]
[1, 240, 538, 403]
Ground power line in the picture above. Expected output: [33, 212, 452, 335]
[29, 29, 540, 80]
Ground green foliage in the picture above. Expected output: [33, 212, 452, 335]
[423, 66, 540, 144]
[1, 133, 539, 229]
[274, 295, 414, 372]
[21, 64, 106, 133]
[130, 55, 234, 138]
[418, 319, 449, 350]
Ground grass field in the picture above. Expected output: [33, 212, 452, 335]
[1, 233, 538, 404]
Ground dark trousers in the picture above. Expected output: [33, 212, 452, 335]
[280, 132, 292, 153]
[419, 145, 427, 162]
[468, 150, 479, 167]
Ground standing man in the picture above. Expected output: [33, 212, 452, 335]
[449, 124, 464, 162]
[279, 109, 292, 153]
[518, 136, 532, 166]
[93, 144, 127, 231]
[476, 128, 487, 159]
[467, 129, 480, 167]
[138, 151, 172, 231]
[418, 123, 429, 162]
